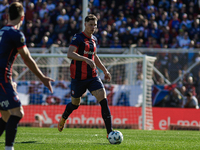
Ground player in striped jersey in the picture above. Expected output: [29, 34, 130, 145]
[58, 14, 113, 138]
[0, 2, 54, 150]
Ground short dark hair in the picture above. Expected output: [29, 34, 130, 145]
[185, 91, 192, 97]
[85, 14, 97, 22]
[9, 2, 24, 20]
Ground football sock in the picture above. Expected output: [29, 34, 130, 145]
[5, 146, 14, 150]
[62, 102, 79, 119]
[0, 118, 6, 136]
[5, 115, 21, 146]
[100, 98, 113, 134]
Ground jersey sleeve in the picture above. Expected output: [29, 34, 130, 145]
[69, 34, 80, 48]
[13, 31, 26, 50]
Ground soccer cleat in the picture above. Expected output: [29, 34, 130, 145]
[58, 117, 66, 132]
[107, 134, 108, 139]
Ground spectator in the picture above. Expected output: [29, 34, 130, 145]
[65, 20, 79, 43]
[165, 89, 182, 108]
[120, 26, 133, 47]
[24, 20, 33, 44]
[25, 2, 35, 22]
[158, 0, 170, 10]
[54, 33, 67, 47]
[54, 17, 68, 34]
[39, 35, 50, 48]
[189, 19, 200, 40]
[184, 76, 197, 96]
[170, 37, 179, 48]
[168, 56, 182, 82]
[115, 11, 127, 30]
[41, 12, 50, 29]
[158, 11, 169, 29]
[110, 37, 122, 48]
[39, 2, 49, 19]
[130, 21, 140, 43]
[57, 8, 69, 24]
[180, 13, 192, 29]
[99, 30, 110, 47]
[178, 32, 190, 49]
[46, 0, 56, 12]
[32, 27, 42, 46]
[184, 92, 199, 109]
[137, 38, 145, 47]
[168, 12, 180, 32]
[0, 0, 9, 19]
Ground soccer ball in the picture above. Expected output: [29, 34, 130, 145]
[108, 130, 123, 144]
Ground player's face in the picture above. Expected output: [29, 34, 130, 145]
[85, 20, 97, 34]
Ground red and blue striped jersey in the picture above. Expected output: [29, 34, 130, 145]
[69, 32, 98, 80]
[0, 25, 26, 82]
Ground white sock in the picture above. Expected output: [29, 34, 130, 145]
[5, 146, 14, 150]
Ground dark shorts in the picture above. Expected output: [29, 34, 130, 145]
[71, 77, 104, 98]
[0, 81, 21, 111]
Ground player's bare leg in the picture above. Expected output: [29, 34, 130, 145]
[58, 97, 80, 132]
[91, 88, 113, 138]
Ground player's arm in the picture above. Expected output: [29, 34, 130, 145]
[94, 53, 111, 81]
[18, 46, 54, 93]
[67, 45, 96, 69]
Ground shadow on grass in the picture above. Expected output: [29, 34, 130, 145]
[93, 143, 110, 145]
[0, 141, 38, 144]
[18, 141, 38, 144]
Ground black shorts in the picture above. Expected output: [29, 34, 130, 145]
[71, 77, 104, 98]
[0, 81, 21, 111]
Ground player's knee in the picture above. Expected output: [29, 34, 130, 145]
[15, 111, 24, 118]
[10, 110, 24, 118]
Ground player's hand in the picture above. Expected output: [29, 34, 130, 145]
[104, 71, 111, 82]
[41, 77, 54, 93]
[85, 59, 96, 69]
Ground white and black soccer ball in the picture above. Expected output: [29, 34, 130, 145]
[108, 130, 123, 144]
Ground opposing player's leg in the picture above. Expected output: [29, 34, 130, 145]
[58, 97, 80, 132]
[0, 110, 10, 136]
[5, 106, 24, 150]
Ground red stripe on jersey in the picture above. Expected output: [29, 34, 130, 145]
[17, 45, 26, 50]
[0, 83, 7, 94]
[70, 47, 79, 79]
[91, 39, 97, 78]
[81, 39, 90, 80]
[5, 49, 14, 83]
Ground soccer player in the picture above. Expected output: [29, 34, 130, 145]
[58, 14, 113, 138]
[0, 2, 54, 150]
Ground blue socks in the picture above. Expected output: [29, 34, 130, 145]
[100, 98, 113, 134]
[5, 115, 21, 146]
[62, 102, 79, 119]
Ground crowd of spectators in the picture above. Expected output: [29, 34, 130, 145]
[1, 0, 200, 107]
[0, 0, 199, 49]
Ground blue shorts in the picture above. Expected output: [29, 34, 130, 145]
[71, 77, 104, 98]
[0, 81, 21, 111]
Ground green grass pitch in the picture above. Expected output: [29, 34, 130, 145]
[1, 127, 200, 150]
